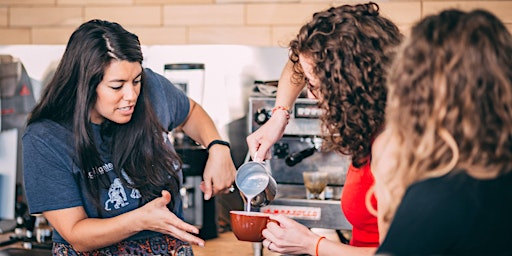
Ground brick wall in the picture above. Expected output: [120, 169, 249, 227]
[0, 0, 511, 46]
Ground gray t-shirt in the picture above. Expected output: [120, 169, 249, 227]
[22, 68, 190, 244]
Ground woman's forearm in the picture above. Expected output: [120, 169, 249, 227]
[180, 98, 223, 147]
[44, 206, 143, 252]
[44, 191, 203, 252]
[319, 239, 377, 256]
[275, 60, 304, 109]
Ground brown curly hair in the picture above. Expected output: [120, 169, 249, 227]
[381, 9, 512, 226]
[289, 2, 402, 168]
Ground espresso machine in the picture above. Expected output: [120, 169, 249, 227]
[248, 96, 352, 233]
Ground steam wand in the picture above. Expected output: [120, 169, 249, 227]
[285, 137, 323, 166]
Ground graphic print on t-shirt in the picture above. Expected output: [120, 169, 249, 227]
[105, 178, 129, 211]
[103, 172, 142, 211]
[122, 171, 142, 199]
[130, 188, 141, 199]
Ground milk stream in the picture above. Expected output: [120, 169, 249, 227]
[244, 196, 254, 212]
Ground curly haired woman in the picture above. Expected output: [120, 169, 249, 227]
[246, 2, 402, 255]
[373, 8, 512, 255]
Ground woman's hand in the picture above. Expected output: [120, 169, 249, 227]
[200, 145, 236, 200]
[246, 111, 289, 162]
[178, 98, 236, 200]
[261, 214, 319, 255]
[43, 190, 205, 251]
[141, 190, 205, 247]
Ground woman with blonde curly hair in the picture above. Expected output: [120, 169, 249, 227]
[373, 8, 512, 255]
[247, 2, 402, 255]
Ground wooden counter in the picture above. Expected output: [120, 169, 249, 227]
[1, 229, 340, 256]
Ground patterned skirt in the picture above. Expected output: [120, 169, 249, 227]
[52, 234, 194, 256]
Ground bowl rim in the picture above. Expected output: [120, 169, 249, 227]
[229, 210, 270, 217]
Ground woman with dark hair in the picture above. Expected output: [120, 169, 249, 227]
[373, 8, 512, 255]
[246, 2, 402, 255]
[22, 19, 236, 255]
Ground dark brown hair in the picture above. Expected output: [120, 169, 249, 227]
[289, 2, 402, 167]
[28, 19, 182, 210]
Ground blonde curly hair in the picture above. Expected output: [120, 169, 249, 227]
[379, 9, 512, 229]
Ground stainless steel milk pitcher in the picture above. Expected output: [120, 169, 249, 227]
[235, 161, 277, 208]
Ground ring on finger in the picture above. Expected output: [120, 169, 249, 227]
[267, 241, 272, 251]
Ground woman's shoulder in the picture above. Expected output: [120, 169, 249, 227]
[404, 170, 511, 209]
[143, 67, 175, 102]
[144, 68, 168, 90]
[22, 119, 75, 162]
[24, 119, 72, 141]
[410, 169, 512, 190]
[407, 171, 465, 195]
[142, 67, 190, 129]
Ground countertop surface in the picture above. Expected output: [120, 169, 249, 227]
[194, 228, 340, 256]
[1, 229, 341, 255]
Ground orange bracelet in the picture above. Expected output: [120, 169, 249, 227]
[271, 105, 291, 119]
[315, 236, 326, 256]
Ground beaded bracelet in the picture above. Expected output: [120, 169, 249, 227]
[271, 105, 291, 119]
[315, 236, 326, 256]
[206, 139, 230, 152]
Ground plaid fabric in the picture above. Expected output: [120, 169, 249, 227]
[52, 234, 194, 256]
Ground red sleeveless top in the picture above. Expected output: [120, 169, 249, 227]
[341, 162, 379, 247]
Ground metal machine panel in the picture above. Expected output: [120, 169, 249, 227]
[261, 198, 352, 230]
[248, 96, 352, 231]
[249, 97, 323, 136]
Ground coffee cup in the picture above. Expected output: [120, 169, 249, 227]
[230, 210, 275, 242]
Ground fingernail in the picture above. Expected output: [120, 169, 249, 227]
[198, 242, 205, 247]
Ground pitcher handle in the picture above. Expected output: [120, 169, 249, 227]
[243, 150, 251, 164]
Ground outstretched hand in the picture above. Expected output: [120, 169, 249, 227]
[142, 190, 205, 247]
